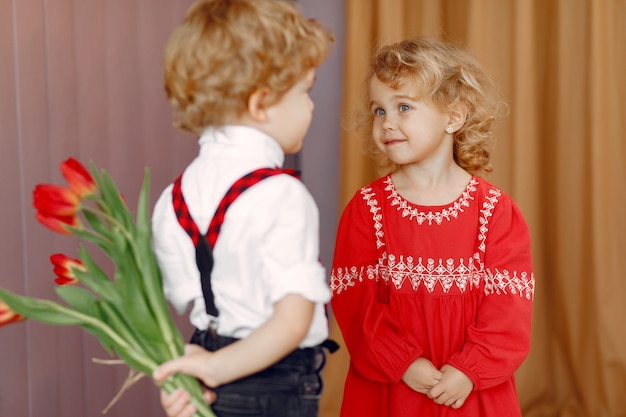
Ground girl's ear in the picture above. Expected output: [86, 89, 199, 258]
[247, 87, 271, 123]
[448, 101, 468, 131]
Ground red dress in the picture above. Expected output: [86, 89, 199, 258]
[330, 175, 534, 417]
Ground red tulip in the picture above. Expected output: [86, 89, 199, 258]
[0, 299, 25, 328]
[33, 184, 81, 217]
[36, 212, 79, 235]
[50, 254, 86, 286]
[61, 158, 97, 198]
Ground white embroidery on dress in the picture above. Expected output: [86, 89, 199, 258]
[330, 179, 536, 299]
[331, 254, 535, 300]
[485, 268, 535, 300]
[360, 187, 384, 249]
[330, 264, 377, 295]
[386, 253, 483, 293]
[478, 188, 501, 252]
[385, 177, 479, 225]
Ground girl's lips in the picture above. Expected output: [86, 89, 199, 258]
[384, 138, 405, 145]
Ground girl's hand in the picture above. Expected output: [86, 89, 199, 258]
[427, 364, 473, 408]
[401, 357, 443, 394]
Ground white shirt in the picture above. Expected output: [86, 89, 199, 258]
[152, 125, 330, 347]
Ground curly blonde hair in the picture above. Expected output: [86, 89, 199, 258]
[164, 0, 334, 136]
[359, 37, 507, 175]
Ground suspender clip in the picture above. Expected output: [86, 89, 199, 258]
[208, 319, 219, 338]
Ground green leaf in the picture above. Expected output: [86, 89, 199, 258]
[98, 170, 133, 230]
[53, 287, 116, 355]
[135, 168, 151, 237]
[74, 246, 120, 304]
[0, 289, 88, 326]
[137, 250, 183, 357]
[81, 209, 112, 242]
[69, 227, 113, 255]
[130, 169, 184, 357]
[55, 285, 99, 317]
[0, 288, 117, 352]
[96, 302, 151, 371]
[89, 161, 103, 184]
[90, 302, 115, 355]
[112, 260, 161, 341]
[0, 288, 158, 372]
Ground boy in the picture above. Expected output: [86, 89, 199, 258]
[151, 1, 335, 416]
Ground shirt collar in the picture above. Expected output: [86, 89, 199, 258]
[198, 125, 285, 167]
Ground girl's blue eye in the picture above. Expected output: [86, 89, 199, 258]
[374, 108, 385, 116]
[399, 104, 410, 112]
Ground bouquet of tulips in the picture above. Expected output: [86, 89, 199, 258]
[0, 158, 215, 417]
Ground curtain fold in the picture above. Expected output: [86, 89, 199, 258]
[321, 1, 626, 416]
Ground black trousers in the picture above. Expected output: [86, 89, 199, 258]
[190, 329, 326, 417]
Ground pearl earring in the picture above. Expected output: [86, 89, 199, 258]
[446, 127, 454, 134]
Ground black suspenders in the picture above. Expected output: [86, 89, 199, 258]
[172, 168, 298, 316]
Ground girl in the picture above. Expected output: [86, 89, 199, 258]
[330, 37, 535, 417]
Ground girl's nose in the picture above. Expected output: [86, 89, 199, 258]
[382, 116, 396, 131]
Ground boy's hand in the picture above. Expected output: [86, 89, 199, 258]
[427, 364, 473, 409]
[160, 388, 196, 417]
[153, 344, 217, 417]
[159, 388, 216, 417]
[154, 344, 220, 388]
[401, 357, 443, 394]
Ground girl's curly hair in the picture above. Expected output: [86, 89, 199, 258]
[358, 37, 507, 175]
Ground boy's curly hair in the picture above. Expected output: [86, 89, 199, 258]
[164, 0, 334, 136]
[359, 37, 507, 175]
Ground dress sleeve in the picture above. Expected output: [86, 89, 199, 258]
[331, 191, 422, 383]
[447, 193, 535, 390]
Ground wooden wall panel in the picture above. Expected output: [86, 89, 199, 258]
[0, 0, 28, 415]
[1, 1, 196, 416]
[0, 1, 343, 416]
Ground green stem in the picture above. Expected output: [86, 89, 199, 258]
[59, 303, 159, 372]
[68, 228, 113, 253]
[82, 206, 132, 240]
[122, 234, 180, 360]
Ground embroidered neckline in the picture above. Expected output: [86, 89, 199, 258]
[384, 176, 479, 225]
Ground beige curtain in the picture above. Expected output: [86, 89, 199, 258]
[320, 1, 626, 416]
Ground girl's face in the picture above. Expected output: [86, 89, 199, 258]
[369, 76, 453, 168]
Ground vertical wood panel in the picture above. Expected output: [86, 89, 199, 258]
[104, 1, 144, 185]
[0, 0, 29, 414]
[13, 1, 62, 415]
[74, 0, 109, 164]
[0, 2, 22, 275]
[44, 1, 87, 413]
